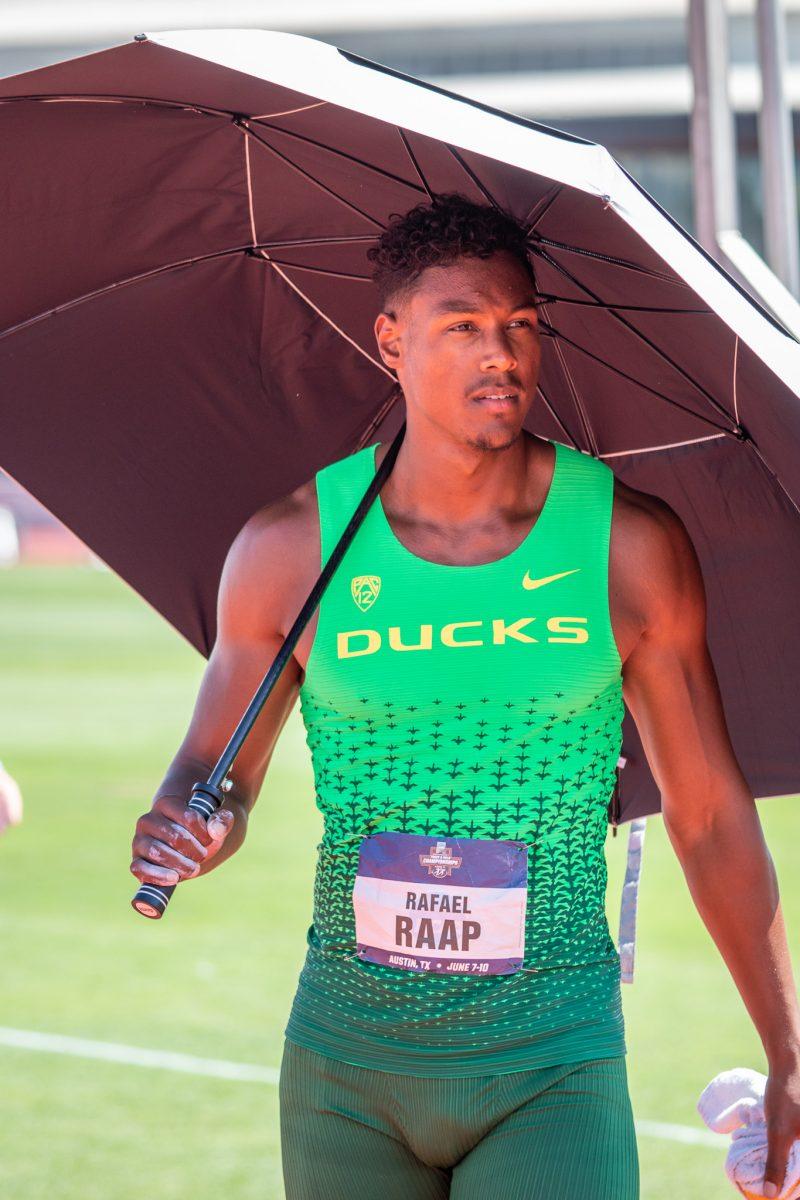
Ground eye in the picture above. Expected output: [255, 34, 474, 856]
[448, 319, 533, 332]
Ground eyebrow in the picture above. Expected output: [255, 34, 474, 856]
[430, 296, 539, 315]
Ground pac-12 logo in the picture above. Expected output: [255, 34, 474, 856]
[351, 575, 381, 612]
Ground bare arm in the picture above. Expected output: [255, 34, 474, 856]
[130, 491, 309, 888]
[620, 498, 800, 1196]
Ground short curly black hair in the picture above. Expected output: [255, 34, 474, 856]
[366, 192, 537, 314]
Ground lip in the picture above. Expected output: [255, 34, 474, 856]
[472, 390, 519, 411]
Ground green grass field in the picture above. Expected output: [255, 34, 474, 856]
[1, 564, 797, 1199]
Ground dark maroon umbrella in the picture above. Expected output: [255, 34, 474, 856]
[1, 28, 799, 843]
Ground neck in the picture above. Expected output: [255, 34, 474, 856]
[378, 425, 550, 526]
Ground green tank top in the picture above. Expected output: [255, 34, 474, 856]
[285, 437, 627, 1076]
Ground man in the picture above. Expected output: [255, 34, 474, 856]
[130, 194, 800, 1199]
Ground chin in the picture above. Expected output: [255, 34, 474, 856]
[465, 426, 521, 453]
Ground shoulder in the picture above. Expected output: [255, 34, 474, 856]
[224, 440, 370, 590]
[217, 476, 320, 640]
[609, 469, 707, 638]
[557, 441, 698, 591]
[227, 477, 318, 573]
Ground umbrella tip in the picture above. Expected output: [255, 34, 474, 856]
[134, 32, 147, 42]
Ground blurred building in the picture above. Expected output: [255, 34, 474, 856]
[1, 0, 797, 558]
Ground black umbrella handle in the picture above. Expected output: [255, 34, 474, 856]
[130, 781, 226, 918]
[130, 418, 407, 921]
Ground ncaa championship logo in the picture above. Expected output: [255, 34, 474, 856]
[419, 842, 463, 879]
[351, 575, 381, 612]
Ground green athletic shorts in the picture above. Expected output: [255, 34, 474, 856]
[279, 1039, 640, 1199]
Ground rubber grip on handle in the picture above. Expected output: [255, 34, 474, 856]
[130, 782, 224, 919]
[131, 881, 176, 919]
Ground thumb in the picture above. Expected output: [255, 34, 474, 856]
[762, 1147, 787, 1198]
[207, 808, 234, 842]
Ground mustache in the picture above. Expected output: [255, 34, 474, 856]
[469, 380, 522, 392]
[468, 388, 523, 400]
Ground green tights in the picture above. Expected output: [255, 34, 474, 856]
[279, 1039, 640, 1199]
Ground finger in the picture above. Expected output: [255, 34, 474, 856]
[138, 815, 208, 860]
[133, 836, 202, 880]
[130, 857, 180, 886]
[137, 803, 212, 854]
[153, 796, 215, 847]
[206, 808, 235, 842]
[132, 829, 204, 870]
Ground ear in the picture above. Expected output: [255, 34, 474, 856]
[374, 310, 403, 373]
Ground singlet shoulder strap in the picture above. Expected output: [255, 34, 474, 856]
[546, 443, 616, 576]
[312, 443, 375, 570]
[550, 442, 614, 513]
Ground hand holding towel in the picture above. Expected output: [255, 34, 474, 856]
[697, 1068, 800, 1199]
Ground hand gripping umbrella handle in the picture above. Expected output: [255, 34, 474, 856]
[131, 780, 227, 919]
[130, 418, 407, 921]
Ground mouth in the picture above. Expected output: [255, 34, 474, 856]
[471, 389, 519, 411]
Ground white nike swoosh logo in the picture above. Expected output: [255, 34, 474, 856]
[522, 569, 581, 590]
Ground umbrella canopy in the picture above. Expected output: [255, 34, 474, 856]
[1, 28, 799, 823]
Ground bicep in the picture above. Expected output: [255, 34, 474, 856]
[621, 505, 749, 834]
[176, 510, 302, 806]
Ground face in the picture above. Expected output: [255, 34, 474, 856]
[374, 250, 541, 452]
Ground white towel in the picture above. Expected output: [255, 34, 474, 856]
[697, 1068, 800, 1199]
[617, 813, 646, 984]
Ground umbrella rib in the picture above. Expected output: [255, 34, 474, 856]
[10, 96, 424, 211]
[530, 232, 686, 286]
[0, 93, 235, 119]
[599, 432, 729, 458]
[732, 334, 741, 426]
[241, 121, 387, 231]
[522, 186, 563, 235]
[540, 316, 731, 432]
[748, 439, 800, 518]
[395, 128, 436, 203]
[534, 245, 735, 427]
[544, 303, 599, 457]
[0, 238, 384, 342]
[261, 235, 378, 247]
[249, 101, 329, 120]
[260, 260, 372, 282]
[246, 116, 429, 198]
[255, 249, 394, 381]
[533, 382, 582, 449]
[243, 129, 258, 246]
[443, 145, 501, 209]
[537, 295, 712, 315]
[357, 382, 404, 451]
[521, 187, 564, 299]
[0, 244, 262, 342]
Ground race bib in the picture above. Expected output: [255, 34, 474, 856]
[352, 831, 528, 976]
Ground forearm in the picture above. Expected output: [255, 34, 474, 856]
[666, 800, 800, 1068]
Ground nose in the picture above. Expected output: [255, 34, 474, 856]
[479, 327, 518, 373]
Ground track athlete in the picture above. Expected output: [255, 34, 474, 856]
[130, 194, 800, 1200]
